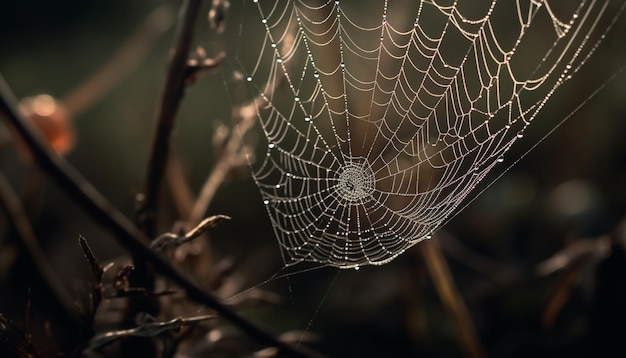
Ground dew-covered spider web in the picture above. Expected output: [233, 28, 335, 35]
[227, 0, 625, 269]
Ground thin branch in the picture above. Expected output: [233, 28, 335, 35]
[137, 0, 203, 237]
[420, 238, 485, 358]
[78, 235, 104, 322]
[88, 314, 216, 350]
[128, 1, 204, 345]
[0, 74, 322, 358]
[188, 18, 297, 226]
[0, 171, 80, 327]
[188, 119, 252, 225]
[151, 214, 230, 251]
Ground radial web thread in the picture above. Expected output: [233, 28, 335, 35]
[230, 0, 625, 268]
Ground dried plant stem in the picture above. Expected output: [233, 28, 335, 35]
[189, 118, 252, 226]
[188, 23, 297, 225]
[137, 0, 203, 237]
[0, 74, 322, 358]
[166, 153, 196, 218]
[128, 2, 203, 348]
[0, 171, 79, 327]
[421, 238, 485, 358]
[542, 258, 584, 329]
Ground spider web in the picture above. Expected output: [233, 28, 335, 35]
[228, 0, 625, 269]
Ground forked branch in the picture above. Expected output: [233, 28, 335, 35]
[137, 0, 203, 237]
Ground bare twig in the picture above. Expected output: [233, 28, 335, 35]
[0, 74, 321, 358]
[185, 50, 225, 87]
[129, 2, 204, 347]
[420, 238, 485, 358]
[535, 238, 610, 276]
[78, 235, 104, 325]
[151, 215, 230, 251]
[79, 235, 104, 284]
[188, 20, 297, 226]
[0, 171, 79, 327]
[137, 0, 204, 237]
[542, 259, 584, 329]
[188, 118, 252, 225]
[88, 314, 216, 350]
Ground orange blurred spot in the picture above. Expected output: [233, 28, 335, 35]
[19, 94, 75, 155]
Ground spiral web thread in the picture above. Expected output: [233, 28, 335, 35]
[230, 0, 625, 269]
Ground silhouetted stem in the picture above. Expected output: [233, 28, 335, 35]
[129, 2, 202, 346]
[137, 0, 202, 237]
[421, 238, 485, 358]
[0, 74, 322, 358]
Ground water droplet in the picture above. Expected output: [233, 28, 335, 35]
[276, 57, 283, 63]
[294, 97, 300, 102]
[313, 71, 320, 78]
[268, 143, 275, 149]
[261, 18, 267, 24]
[246, 76, 252, 82]
[263, 199, 269, 205]
[426, 235, 432, 240]
[340, 62, 345, 68]
[354, 266, 360, 271]
[253, 0, 258, 3]
[271, 43, 277, 48]
[517, 131, 524, 139]
[275, 184, 281, 189]
[497, 156, 504, 163]
[304, 116, 311, 122]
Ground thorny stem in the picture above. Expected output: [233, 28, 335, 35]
[0, 75, 322, 358]
[137, 0, 203, 237]
[421, 238, 485, 358]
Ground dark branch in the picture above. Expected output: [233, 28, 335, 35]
[0, 74, 322, 358]
[137, 0, 203, 237]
